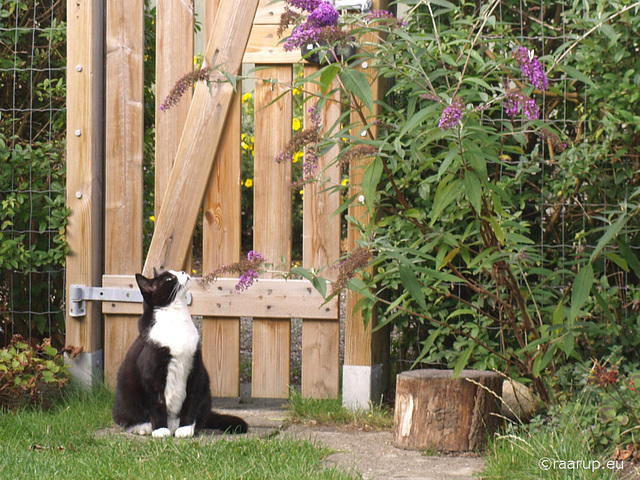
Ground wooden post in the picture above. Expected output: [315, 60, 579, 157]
[394, 370, 503, 452]
[143, 0, 260, 276]
[201, 0, 242, 398]
[342, 0, 389, 409]
[65, 0, 105, 385]
[301, 65, 341, 398]
[102, 0, 145, 387]
[252, 66, 293, 398]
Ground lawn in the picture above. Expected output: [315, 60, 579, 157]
[0, 386, 358, 480]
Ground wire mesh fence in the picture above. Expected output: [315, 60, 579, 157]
[1, 0, 67, 347]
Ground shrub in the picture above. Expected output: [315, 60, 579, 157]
[0, 335, 71, 411]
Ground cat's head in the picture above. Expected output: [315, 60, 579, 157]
[135, 269, 190, 308]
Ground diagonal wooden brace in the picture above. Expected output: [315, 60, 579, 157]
[143, 0, 260, 276]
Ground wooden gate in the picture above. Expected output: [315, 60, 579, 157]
[65, 0, 386, 402]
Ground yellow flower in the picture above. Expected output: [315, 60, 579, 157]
[149, 215, 155, 222]
[293, 151, 304, 163]
[341, 178, 349, 186]
[299, 189, 304, 197]
[292, 118, 301, 131]
[245, 178, 253, 188]
[242, 92, 252, 104]
[292, 88, 301, 96]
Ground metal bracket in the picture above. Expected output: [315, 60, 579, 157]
[68, 285, 192, 318]
[334, 0, 372, 12]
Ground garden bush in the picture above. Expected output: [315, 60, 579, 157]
[270, 0, 640, 408]
[0, 0, 67, 346]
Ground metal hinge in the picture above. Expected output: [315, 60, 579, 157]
[334, 0, 372, 12]
[68, 285, 192, 318]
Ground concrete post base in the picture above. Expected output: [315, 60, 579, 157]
[342, 364, 382, 410]
[65, 350, 103, 387]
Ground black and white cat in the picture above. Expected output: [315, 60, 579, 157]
[112, 269, 248, 438]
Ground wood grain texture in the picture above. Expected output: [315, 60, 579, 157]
[104, 0, 144, 274]
[244, 25, 300, 64]
[143, 0, 261, 276]
[65, 0, 104, 352]
[394, 370, 503, 452]
[301, 65, 341, 398]
[155, 0, 194, 218]
[344, 0, 388, 367]
[202, 318, 240, 397]
[102, 275, 338, 319]
[103, 0, 145, 384]
[252, 65, 293, 399]
[252, 319, 291, 398]
[201, 0, 242, 398]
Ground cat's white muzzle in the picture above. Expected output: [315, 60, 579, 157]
[169, 270, 190, 291]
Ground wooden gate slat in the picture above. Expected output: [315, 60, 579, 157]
[252, 66, 293, 398]
[202, 0, 242, 398]
[103, 0, 144, 386]
[301, 65, 341, 398]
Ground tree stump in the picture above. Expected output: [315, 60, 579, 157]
[394, 369, 502, 452]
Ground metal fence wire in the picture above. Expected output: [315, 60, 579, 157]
[1, 0, 67, 347]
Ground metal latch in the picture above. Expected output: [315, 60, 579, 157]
[334, 0, 372, 12]
[68, 285, 192, 317]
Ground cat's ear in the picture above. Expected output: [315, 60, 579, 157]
[135, 273, 153, 293]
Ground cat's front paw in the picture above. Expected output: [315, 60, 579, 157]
[128, 422, 153, 435]
[152, 427, 172, 438]
[175, 424, 195, 438]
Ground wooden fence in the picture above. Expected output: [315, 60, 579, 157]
[65, 0, 387, 403]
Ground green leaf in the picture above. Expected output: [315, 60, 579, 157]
[532, 343, 557, 377]
[453, 344, 475, 378]
[319, 64, 340, 93]
[398, 264, 427, 311]
[617, 239, 640, 278]
[559, 64, 596, 88]
[570, 263, 593, 321]
[430, 176, 461, 225]
[361, 155, 383, 212]
[463, 171, 482, 213]
[589, 214, 627, 263]
[340, 69, 373, 113]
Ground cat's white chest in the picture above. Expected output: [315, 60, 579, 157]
[149, 303, 199, 418]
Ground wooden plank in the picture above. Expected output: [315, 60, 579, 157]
[65, 0, 104, 354]
[254, 0, 289, 24]
[102, 276, 338, 319]
[252, 319, 291, 398]
[244, 25, 300, 64]
[155, 0, 194, 219]
[202, 0, 242, 398]
[301, 65, 341, 398]
[143, 0, 261, 276]
[252, 65, 293, 398]
[103, 0, 145, 387]
[202, 317, 241, 397]
[344, 0, 388, 370]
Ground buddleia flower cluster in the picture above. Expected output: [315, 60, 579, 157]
[201, 250, 266, 292]
[512, 47, 549, 91]
[438, 97, 464, 131]
[158, 68, 211, 111]
[280, 0, 341, 52]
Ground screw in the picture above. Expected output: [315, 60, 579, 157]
[76, 65, 83, 72]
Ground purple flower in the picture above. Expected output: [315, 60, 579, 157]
[438, 98, 464, 131]
[307, 2, 339, 26]
[247, 250, 264, 262]
[283, 1, 340, 51]
[512, 47, 549, 91]
[286, 0, 322, 12]
[504, 90, 539, 121]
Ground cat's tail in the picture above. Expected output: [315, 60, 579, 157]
[206, 411, 249, 434]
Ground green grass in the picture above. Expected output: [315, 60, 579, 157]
[287, 389, 394, 431]
[0, 386, 358, 480]
[482, 404, 620, 480]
